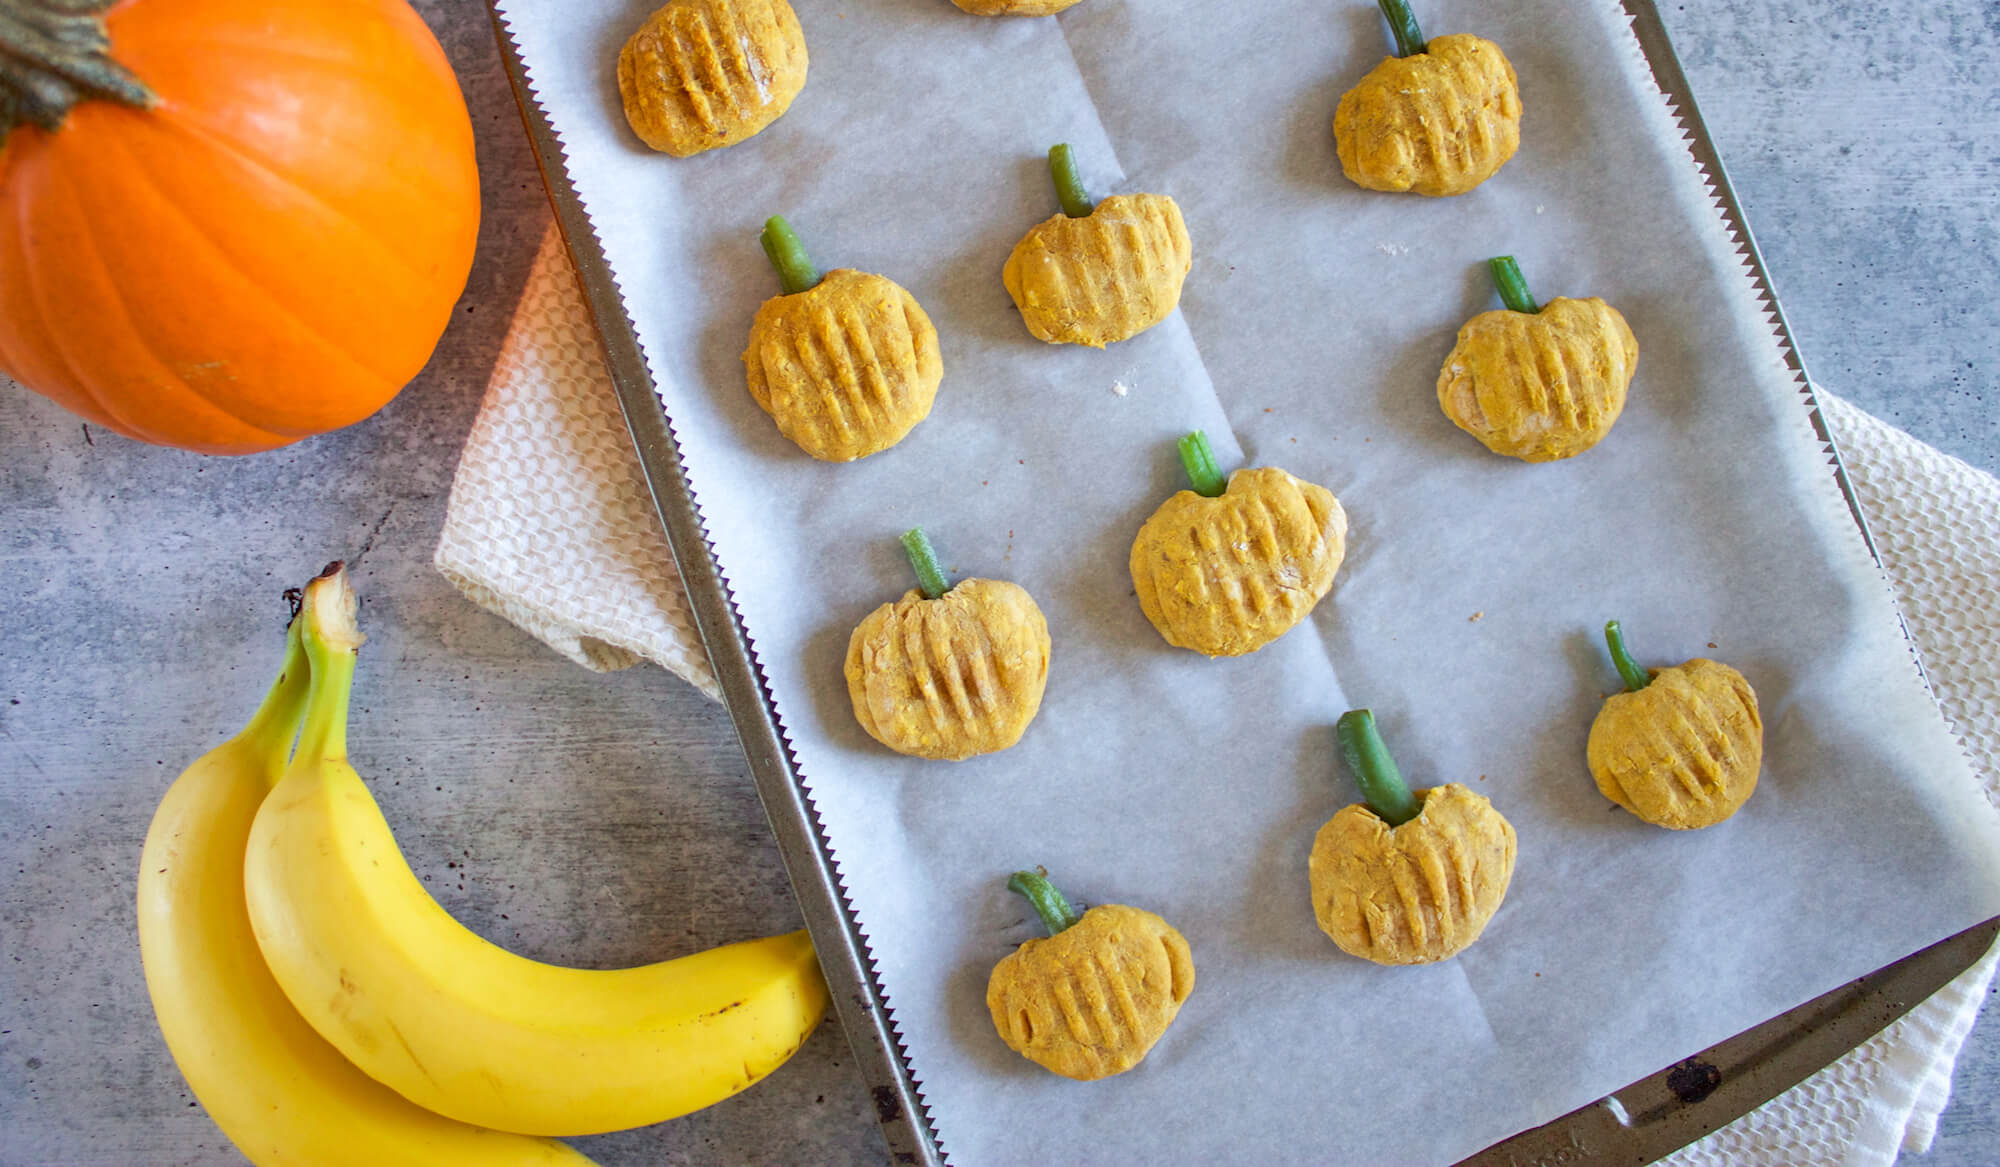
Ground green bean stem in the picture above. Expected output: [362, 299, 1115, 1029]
[1488, 256, 1540, 315]
[1376, 0, 1429, 58]
[901, 528, 952, 600]
[1008, 869, 1082, 936]
[1603, 620, 1651, 693]
[760, 215, 822, 295]
[1048, 143, 1095, 219]
[1336, 709, 1421, 827]
[1178, 430, 1227, 498]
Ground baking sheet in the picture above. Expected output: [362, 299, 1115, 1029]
[493, 1, 2000, 1162]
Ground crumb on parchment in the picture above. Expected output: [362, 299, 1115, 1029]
[1469, 611, 1484, 622]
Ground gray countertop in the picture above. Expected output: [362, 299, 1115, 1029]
[1, 1, 1994, 1163]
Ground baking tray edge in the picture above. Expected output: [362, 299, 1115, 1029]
[485, 8, 944, 1165]
[483, 1, 1992, 1163]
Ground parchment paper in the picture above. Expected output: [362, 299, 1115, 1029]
[494, 1, 2000, 1161]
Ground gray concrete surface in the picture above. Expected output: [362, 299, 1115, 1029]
[1, 1, 1994, 1164]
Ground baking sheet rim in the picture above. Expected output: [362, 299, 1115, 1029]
[481, 2, 1981, 1162]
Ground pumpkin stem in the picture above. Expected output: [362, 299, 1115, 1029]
[0, 0, 155, 146]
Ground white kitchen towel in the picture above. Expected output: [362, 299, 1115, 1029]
[435, 222, 2000, 1165]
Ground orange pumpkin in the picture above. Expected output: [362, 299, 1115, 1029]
[0, 0, 481, 454]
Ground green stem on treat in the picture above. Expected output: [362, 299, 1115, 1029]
[901, 528, 952, 600]
[1603, 620, 1651, 693]
[1048, 143, 1095, 219]
[1337, 709, 1420, 827]
[1488, 256, 1540, 315]
[0, 0, 156, 146]
[1177, 430, 1227, 498]
[1376, 0, 1429, 58]
[759, 215, 822, 295]
[1008, 869, 1082, 936]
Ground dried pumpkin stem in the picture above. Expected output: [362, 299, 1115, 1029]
[1048, 143, 1095, 219]
[1007, 869, 1082, 937]
[1488, 256, 1540, 315]
[1177, 430, 1227, 498]
[1376, 0, 1429, 58]
[900, 528, 952, 600]
[1337, 709, 1420, 827]
[1603, 620, 1651, 693]
[0, 0, 155, 145]
[759, 215, 822, 295]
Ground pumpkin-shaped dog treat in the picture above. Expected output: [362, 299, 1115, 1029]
[987, 870, 1194, 1081]
[618, 0, 807, 156]
[1587, 621, 1762, 830]
[1004, 144, 1192, 348]
[1333, 0, 1520, 197]
[846, 530, 1050, 761]
[952, 0, 1083, 14]
[1131, 431, 1348, 657]
[1309, 710, 1517, 965]
[1438, 257, 1639, 463]
[743, 217, 942, 462]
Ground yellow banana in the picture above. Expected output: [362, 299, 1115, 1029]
[137, 608, 594, 1166]
[243, 565, 831, 1137]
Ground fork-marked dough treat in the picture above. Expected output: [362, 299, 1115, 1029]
[845, 530, 1050, 760]
[1004, 144, 1192, 348]
[987, 870, 1194, 1081]
[618, 0, 807, 156]
[1438, 258, 1638, 463]
[1309, 710, 1517, 965]
[743, 218, 941, 462]
[1587, 621, 1762, 830]
[1131, 432, 1347, 657]
[1334, 1, 1520, 197]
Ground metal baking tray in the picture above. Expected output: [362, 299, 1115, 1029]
[485, 3, 1997, 1161]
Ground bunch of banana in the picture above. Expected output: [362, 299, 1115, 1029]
[138, 563, 830, 1163]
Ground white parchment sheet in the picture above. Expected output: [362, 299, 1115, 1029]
[497, 1, 2000, 1161]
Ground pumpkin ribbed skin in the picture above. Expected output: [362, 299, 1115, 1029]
[0, 0, 480, 454]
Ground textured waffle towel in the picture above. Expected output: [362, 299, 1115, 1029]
[436, 223, 2000, 1165]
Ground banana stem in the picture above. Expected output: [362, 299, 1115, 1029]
[239, 618, 312, 774]
[1336, 709, 1421, 827]
[1008, 870, 1082, 936]
[1604, 620, 1651, 692]
[293, 564, 365, 765]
